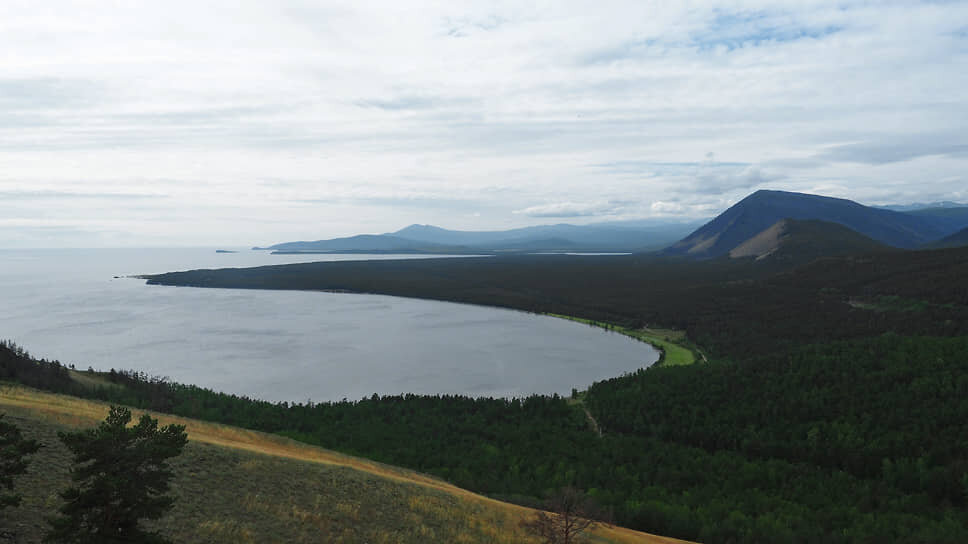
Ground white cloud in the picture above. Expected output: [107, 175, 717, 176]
[513, 200, 626, 218]
[0, 1, 965, 246]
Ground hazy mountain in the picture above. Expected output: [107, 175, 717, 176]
[257, 219, 704, 253]
[927, 226, 968, 249]
[392, 224, 489, 245]
[728, 219, 890, 261]
[902, 207, 968, 236]
[258, 234, 455, 252]
[392, 221, 703, 251]
[663, 190, 948, 258]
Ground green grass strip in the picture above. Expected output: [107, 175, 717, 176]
[547, 314, 697, 366]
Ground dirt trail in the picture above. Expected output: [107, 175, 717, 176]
[581, 404, 603, 437]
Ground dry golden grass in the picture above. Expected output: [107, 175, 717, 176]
[0, 385, 692, 544]
[65, 369, 121, 390]
[546, 314, 696, 366]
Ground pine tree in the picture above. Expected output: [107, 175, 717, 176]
[46, 406, 187, 544]
[0, 414, 40, 510]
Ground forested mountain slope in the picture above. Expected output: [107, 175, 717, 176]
[929, 226, 968, 248]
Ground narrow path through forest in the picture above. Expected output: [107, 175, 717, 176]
[581, 404, 603, 437]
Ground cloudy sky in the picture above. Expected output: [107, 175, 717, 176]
[1, 1, 966, 247]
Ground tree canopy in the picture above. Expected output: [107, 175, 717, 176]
[0, 414, 40, 510]
[46, 406, 187, 544]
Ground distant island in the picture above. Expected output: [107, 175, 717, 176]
[215, 249, 237, 253]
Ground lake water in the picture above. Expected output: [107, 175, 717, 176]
[0, 248, 658, 402]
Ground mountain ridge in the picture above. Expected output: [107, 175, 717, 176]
[663, 189, 963, 259]
[256, 219, 704, 253]
[258, 234, 456, 252]
[928, 226, 968, 249]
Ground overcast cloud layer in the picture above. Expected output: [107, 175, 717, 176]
[1, 1, 966, 247]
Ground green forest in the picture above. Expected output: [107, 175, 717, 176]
[5, 246, 968, 542]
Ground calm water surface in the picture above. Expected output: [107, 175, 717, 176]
[0, 248, 658, 402]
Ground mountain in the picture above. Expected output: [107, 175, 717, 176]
[663, 190, 949, 258]
[257, 219, 705, 254]
[728, 219, 890, 261]
[392, 224, 501, 246]
[928, 226, 968, 249]
[903, 207, 968, 236]
[392, 221, 702, 251]
[256, 234, 457, 253]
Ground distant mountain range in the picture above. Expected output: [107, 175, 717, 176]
[663, 190, 968, 259]
[256, 190, 968, 259]
[264, 234, 449, 253]
[255, 219, 706, 254]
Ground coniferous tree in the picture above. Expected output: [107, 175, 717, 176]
[46, 406, 187, 544]
[0, 414, 40, 510]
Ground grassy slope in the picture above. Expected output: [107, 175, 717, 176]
[548, 314, 697, 366]
[0, 386, 689, 544]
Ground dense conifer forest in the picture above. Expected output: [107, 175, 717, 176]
[5, 246, 968, 542]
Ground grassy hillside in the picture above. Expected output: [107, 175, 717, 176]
[0, 385, 685, 544]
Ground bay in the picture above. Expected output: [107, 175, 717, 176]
[0, 248, 658, 402]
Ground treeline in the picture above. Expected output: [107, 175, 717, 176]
[587, 335, 968, 532]
[4, 334, 968, 542]
[0, 340, 73, 392]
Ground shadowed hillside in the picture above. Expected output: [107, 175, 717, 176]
[928, 226, 968, 249]
[663, 190, 952, 258]
[728, 219, 891, 261]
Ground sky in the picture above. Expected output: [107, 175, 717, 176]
[1, 1, 966, 247]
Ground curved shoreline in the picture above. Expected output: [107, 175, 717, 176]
[545, 313, 698, 367]
[141, 273, 695, 370]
